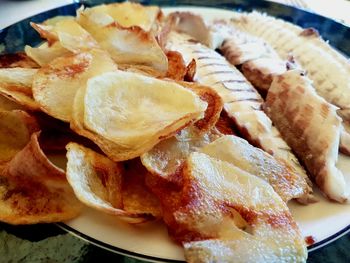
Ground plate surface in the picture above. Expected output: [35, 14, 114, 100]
[1, 1, 350, 262]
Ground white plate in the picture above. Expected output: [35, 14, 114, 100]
[55, 6, 350, 263]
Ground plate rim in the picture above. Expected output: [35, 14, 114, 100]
[1, 1, 350, 262]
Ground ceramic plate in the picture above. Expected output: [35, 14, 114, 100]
[1, 1, 350, 262]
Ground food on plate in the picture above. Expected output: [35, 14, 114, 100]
[66, 143, 160, 223]
[0, 68, 40, 110]
[71, 71, 207, 161]
[32, 49, 117, 122]
[166, 31, 313, 203]
[2, 1, 350, 262]
[77, 4, 168, 72]
[265, 70, 350, 202]
[0, 132, 82, 224]
[147, 152, 307, 262]
[200, 135, 308, 202]
[0, 110, 39, 165]
[231, 11, 350, 123]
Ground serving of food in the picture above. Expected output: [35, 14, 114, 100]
[1, 1, 350, 262]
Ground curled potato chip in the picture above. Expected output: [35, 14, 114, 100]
[31, 20, 100, 53]
[66, 143, 160, 223]
[77, 7, 168, 72]
[71, 71, 207, 161]
[25, 42, 72, 67]
[0, 52, 39, 69]
[0, 96, 24, 111]
[166, 51, 187, 81]
[77, 2, 162, 32]
[32, 49, 117, 122]
[0, 68, 40, 110]
[0, 110, 39, 165]
[0, 132, 82, 224]
[141, 126, 220, 183]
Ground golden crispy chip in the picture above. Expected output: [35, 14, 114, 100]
[0, 132, 82, 224]
[141, 127, 221, 183]
[149, 152, 306, 262]
[25, 42, 72, 66]
[71, 71, 207, 161]
[166, 50, 187, 81]
[122, 159, 162, 218]
[0, 96, 25, 111]
[32, 49, 117, 122]
[0, 110, 39, 165]
[31, 20, 100, 53]
[0, 68, 40, 110]
[0, 52, 39, 69]
[184, 59, 196, 82]
[77, 7, 168, 72]
[199, 135, 308, 202]
[66, 143, 159, 223]
[78, 2, 162, 32]
[43, 15, 75, 26]
[178, 81, 223, 133]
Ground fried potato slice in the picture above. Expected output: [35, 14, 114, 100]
[141, 126, 221, 184]
[30, 20, 100, 53]
[77, 2, 162, 32]
[25, 42, 72, 67]
[152, 152, 306, 262]
[199, 135, 308, 202]
[71, 71, 207, 161]
[77, 7, 167, 72]
[0, 132, 82, 224]
[66, 143, 160, 223]
[0, 52, 39, 69]
[0, 96, 24, 111]
[0, 110, 39, 165]
[0, 68, 40, 110]
[166, 51, 187, 81]
[32, 49, 117, 122]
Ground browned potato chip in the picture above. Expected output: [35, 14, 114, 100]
[32, 49, 117, 122]
[77, 7, 168, 72]
[214, 111, 237, 135]
[0, 132, 82, 224]
[0, 52, 39, 69]
[141, 127, 220, 183]
[66, 143, 159, 223]
[0, 68, 40, 110]
[25, 42, 72, 67]
[166, 50, 187, 81]
[71, 71, 207, 161]
[77, 2, 162, 32]
[0, 96, 25, 111]
[0, 110, 39, 165]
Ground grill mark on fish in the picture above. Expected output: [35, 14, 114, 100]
[226, 98, 261, 104]
[197, 56, 220, 60]
[203, 70, 235, 77]
[199, 63, 228, 68]
[221, 88, 256, 93]
[213, 79, 248, 85]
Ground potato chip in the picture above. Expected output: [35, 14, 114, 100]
[149, 152, 306, 262]
[0, 68, 40, 110]
[66, 143, 159, 223]
[77, 7, 168, 72]
[78, 2, 162, 32]
[0, 132, 82, 224]
[199, 135, 308, 202]
[141, 127, 220, 184]
[25, 42, 72, 67]
[32, 49, 117, 122]
[0, 96, 24, 111]
[71, 71, 207, 161]
[178, 81, 223, 133]
[0, 110, 39, 165]
[166, 51, 187, 81]
[43, 15, 75, 26]
[214, 111, 236, 135]
[0, 52, 39, 69]
[31, 20, 100, 53]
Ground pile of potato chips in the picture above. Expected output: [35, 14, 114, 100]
[0, 2, 308, 262]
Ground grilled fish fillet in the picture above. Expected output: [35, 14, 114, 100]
[265, 70, 350, 203]
[231, 11, 350, 122]
[166, 31, 313, 203]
